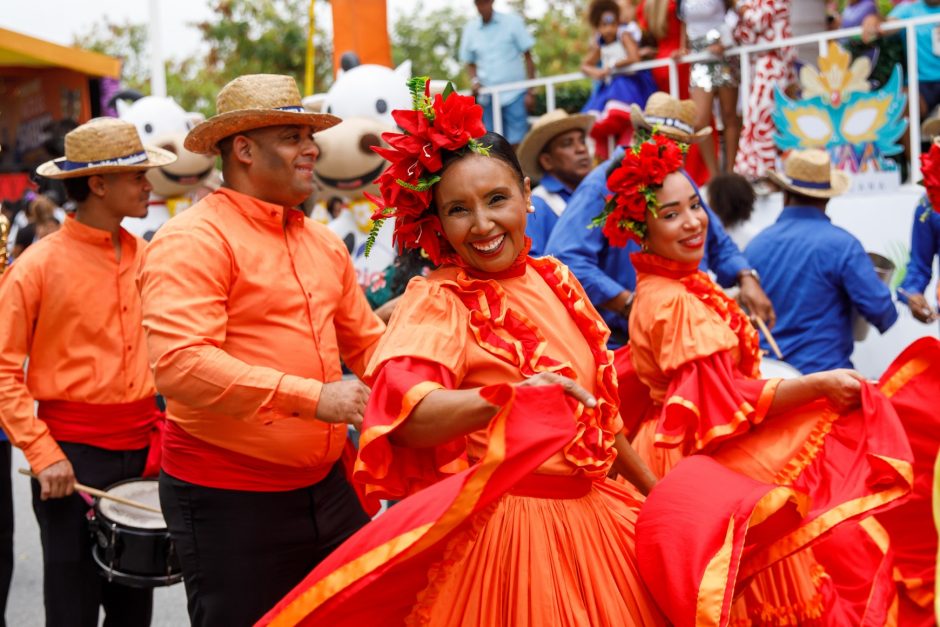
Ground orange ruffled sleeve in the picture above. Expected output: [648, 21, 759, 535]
[356, 278, 471, 500]
[659, 351, 780, 455]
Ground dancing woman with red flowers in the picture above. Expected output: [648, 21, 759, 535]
[601, 134, 916, 626]
[258, 78, 667, 626]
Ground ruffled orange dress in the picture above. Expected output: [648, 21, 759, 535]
[623, 252, 914, 627]
[258, 256, 666, 626]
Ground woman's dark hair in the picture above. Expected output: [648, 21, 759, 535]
[587, 0, 621, 27]
[706, 173, 756, 229]
[390, 247, 435, 297]
[63, 176, 92, 203]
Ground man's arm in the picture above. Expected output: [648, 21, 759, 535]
[544, 171, 633, 313]
[842, 238, 899, 333]
[332, 246, 386, 380]
[898, 200, 936, 302]
[0, 262, 67, 475]
[138, 227, 338, 424]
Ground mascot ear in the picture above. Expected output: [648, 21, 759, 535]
[303, 94, 328, 113]
[394, 60, 412, 82]
[186, 112, 205, 129]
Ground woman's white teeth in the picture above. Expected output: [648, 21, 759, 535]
[471, 234, 505, 252]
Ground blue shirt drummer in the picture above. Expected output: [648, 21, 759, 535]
[545, 146, 751, 347]
[526, 173, 571, 257]
[746, 205, 898, 373]
[897, 195, 940, 313]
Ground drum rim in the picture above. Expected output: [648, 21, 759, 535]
[91, 545, 183, 588]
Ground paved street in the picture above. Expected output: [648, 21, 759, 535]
[5, 448, 189, 626]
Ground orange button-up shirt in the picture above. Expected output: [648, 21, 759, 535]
[0, 217, 155, 473]
[138, 187, 385, 481]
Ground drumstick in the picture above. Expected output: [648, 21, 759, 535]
[18, 468, 163, 515]
[753, 316, 784, 360]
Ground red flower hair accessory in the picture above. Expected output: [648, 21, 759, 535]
[920, 140, 940, 214]
[592, 134, 687, 246]
[364, 77, 489, 264]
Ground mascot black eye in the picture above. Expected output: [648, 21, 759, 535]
[325, 105, 332, 114]
[144, 123, 154, 134]
[375, 99, 388, 114]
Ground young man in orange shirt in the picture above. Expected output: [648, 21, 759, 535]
[137, 74, 387, 626]
[0, 118, 175, 626]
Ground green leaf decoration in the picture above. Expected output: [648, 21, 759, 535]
[364, 206, 396, 258]
[441, 81, 455, 102]
[468, 139, 491, 156]
[396, 174, 441, 192]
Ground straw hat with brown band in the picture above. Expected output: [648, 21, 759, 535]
[516, 109, 595, 182]
[36, 117, 176, 180]
[766, 149, 851, 199]
[629, 92, 712, 144]
[185, 74, 342, 155]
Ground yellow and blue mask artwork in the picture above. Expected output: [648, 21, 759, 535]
[772, 42, 907, 170]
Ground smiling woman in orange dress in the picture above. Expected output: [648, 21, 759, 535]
[596, 133, 914, 626]
[258, 80, 665, 627]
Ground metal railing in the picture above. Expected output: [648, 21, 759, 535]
[477, 13, 940, 177]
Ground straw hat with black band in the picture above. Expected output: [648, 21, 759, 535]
[36, 117, 176, 180]
[629, 92, 712, 144]
[766, 149, 851, 199]
[517, 109, 595, 182]
[185, 74, 342, 155]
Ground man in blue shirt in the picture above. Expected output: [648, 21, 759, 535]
[459, 0, 536, 145]
[546, 95, 773, 347]
[897, 194, 940, 324]
[746, 149, 898, 373]
[517, 110, 595, 255]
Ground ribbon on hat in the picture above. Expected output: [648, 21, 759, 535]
[276, 105, 305, 113]
[644, 115, 695, 135]
[789, 177, 831, 190]
[58, 151, 149, 172]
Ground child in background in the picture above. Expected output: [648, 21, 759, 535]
[676, 0, 741, 177]
[581, 0, 658, 157]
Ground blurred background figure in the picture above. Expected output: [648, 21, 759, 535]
[706, 172, 757, 248]
[10, 194, 61, 261]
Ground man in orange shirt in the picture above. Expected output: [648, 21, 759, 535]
[137, 74, 386, 626]
[0, 117, 175, 626]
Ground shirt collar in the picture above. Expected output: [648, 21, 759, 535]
[62, 214, 136, 250]
[779, 205, 832, 223]
[215, 186, 305, 227]
[539, 173, 570, 194]
[478, 11, 503, 26]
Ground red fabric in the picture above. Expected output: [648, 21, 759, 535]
[341, 439, 380, 517]
[256, 384, 580, 626]
[356, 357, 463, 501]
[660, 351, 772, 455]
[161, 421, 332, 492]
[612, 345, 652, 440]
[142, 413, 165, 478]
[37, 397, 160, 451]
[876, 337, 940, 625]
[637, 382, 914, 627]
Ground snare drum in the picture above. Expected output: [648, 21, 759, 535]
[89, 478, 183, 588]
[759, 358, 803, 380]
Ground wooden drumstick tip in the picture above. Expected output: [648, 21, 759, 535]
[753, 316, 784, 361]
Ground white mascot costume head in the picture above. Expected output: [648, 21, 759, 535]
[115, 93, 217, 240]
[304, 61, 412, 288]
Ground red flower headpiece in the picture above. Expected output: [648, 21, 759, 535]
[592, 134, 687, 247]
[364, 77, 488, 264]
[920, 141, 940, 214]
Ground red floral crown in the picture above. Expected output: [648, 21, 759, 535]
[592, 134, 687, 246]
[920, 140, 940, 215]
[364, 77, 489, 264]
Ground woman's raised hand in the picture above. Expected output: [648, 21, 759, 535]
[518, 372, 597, 408]
[805, 369, 866, 413]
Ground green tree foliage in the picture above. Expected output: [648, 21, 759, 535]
[73, 19, 150, 95]
[390, 1, 470, 88]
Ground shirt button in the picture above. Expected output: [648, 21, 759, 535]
[307, 292, 312, 298]
[129, 382, 134, 388]
[123, 306, 128, 312]
[127, 345, 132, 351]
[291, 412, 300, 417]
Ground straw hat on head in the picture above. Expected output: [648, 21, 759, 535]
[185, 74, 342, 155]
[630, 92, 711, 144]
[35, 117, 176, 180]
[517, 109, 594, 181]
[766, 149, 851, 199]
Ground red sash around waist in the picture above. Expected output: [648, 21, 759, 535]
[38, 397, 159, 451]
[509, 473, 593, 499]
[161, 421, 335, 492]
